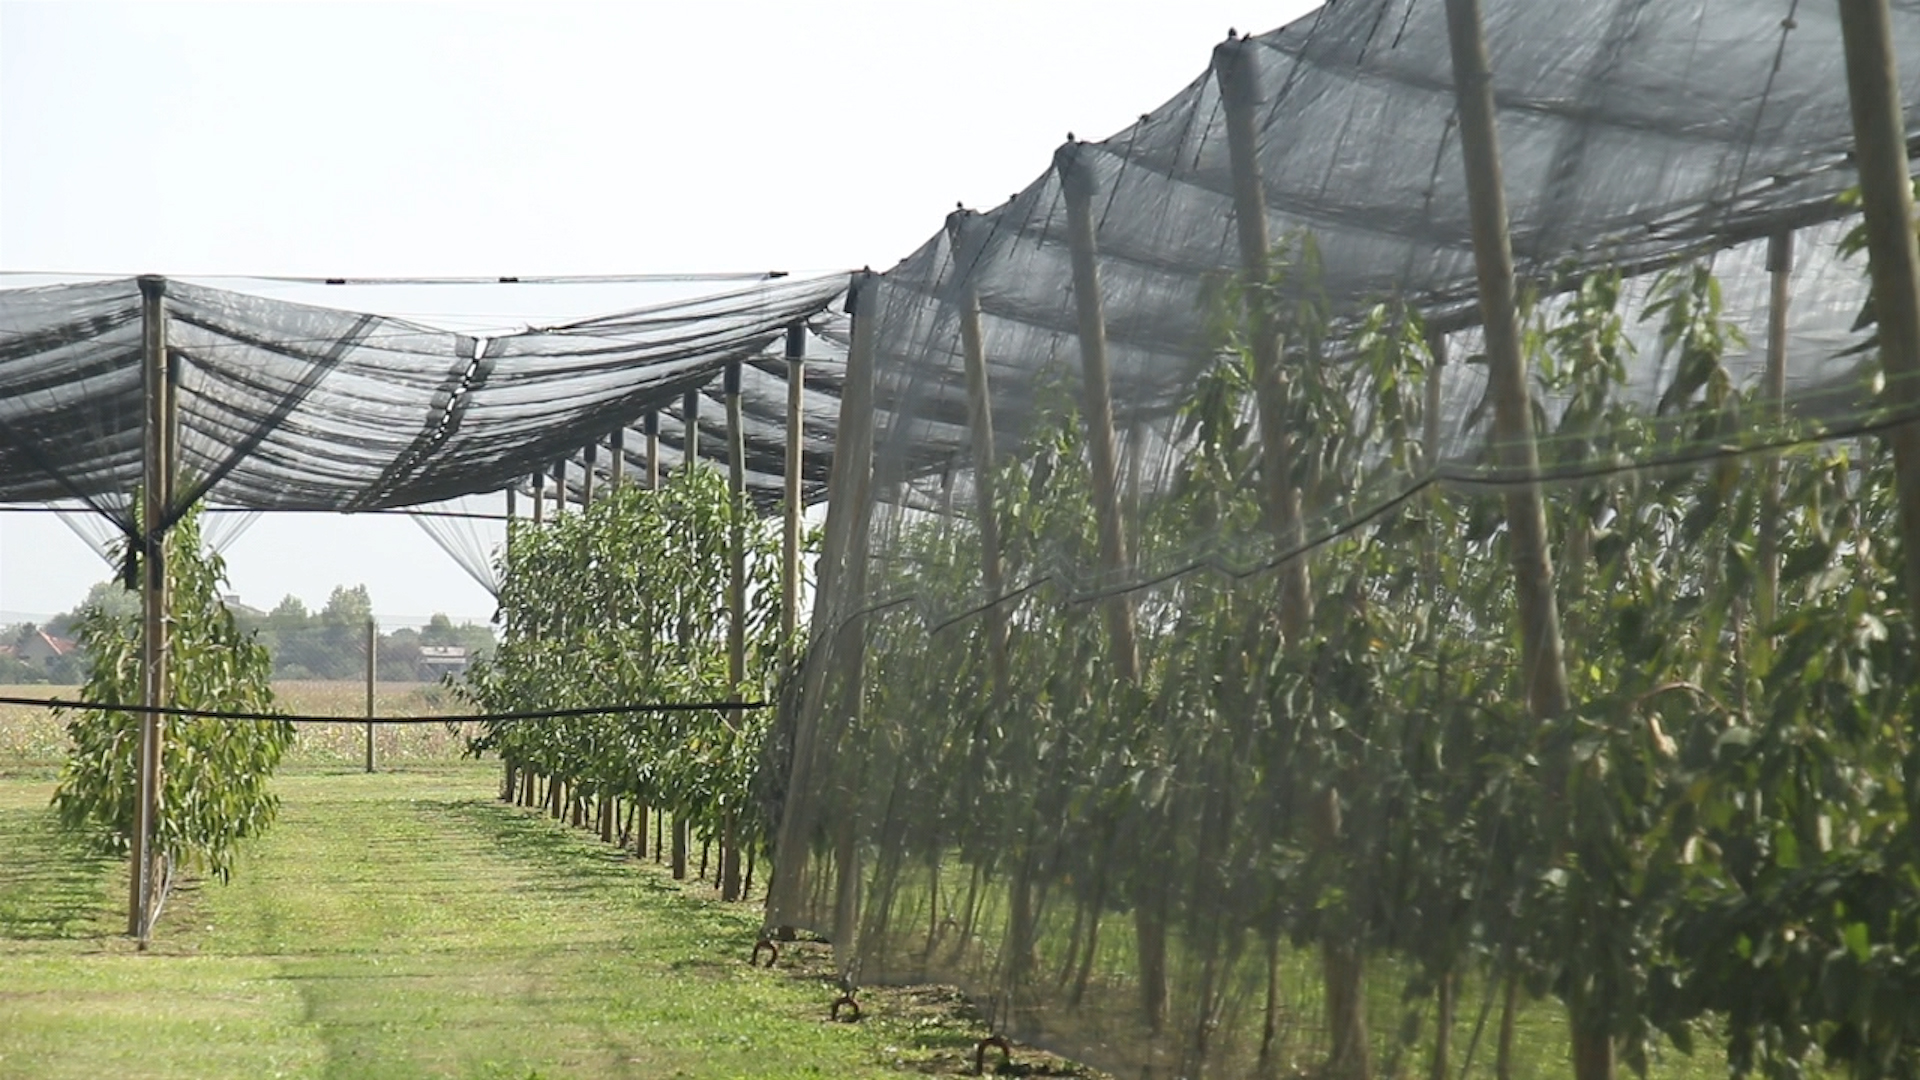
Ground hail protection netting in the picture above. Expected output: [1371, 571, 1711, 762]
[771, 4, 1920, 1080]
[0, 273, 848, 539]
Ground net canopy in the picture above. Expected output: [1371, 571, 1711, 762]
[0, 272, 848, 545]
[771, 3, 1920, 1078]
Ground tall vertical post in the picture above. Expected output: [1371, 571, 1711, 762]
[768, 272, 877, 933]
[1838, 0, 1920, 620]
[1220, 43, 1370, 1074]
[364, 615, 376, 773]
[552, 459, 567, 515]
[130, 275, 170, 942]
[945, 211, 1010, 700]
[1054, 143, 1142, 680]
[645, 410, 661, 490]
[531, 470, 544, 525]
[723, 360, 748, 901]
[783, 323, 806, 644]
[1758, 233, 1793, 631]
[682, 389, 702, 473]
[1215, 38, 1316, 640]
[581, 442, 598, 506]
[1056, 143, 1163, 1035]
[947, 209, 1034, 1017]
[1444, 3, 1583, 1080]
[504, 484, 517, 564]
[669, 391, 702, 880]
[1443, 0, 1572, 724]
[609, 428, 626, 491]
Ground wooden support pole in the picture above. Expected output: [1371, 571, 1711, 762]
[1054, 143, 1142, 681]
[552, 459, 567, 515]
[1443, 0, 1572, 725]
[1838, 0, 1920, 621]
[581, 441, 597, 506]
[1215, 38, 1315, 642]
[944, 210, 1011, 701]
[682, 389, 702, 474]
[1057, 143, 1163, 1034]
[1218, 44, 1373, 1073]
[1758, 233, 1793, 631]
[364, 615, 376, 773]
[783, 322, 806, 645]
[531, 470, 544, 525]
[645, 410, 661, 490]
[768, 272, 877, 930]
[1444, 3, 1584, 1080]
[610, 428, 626, 491]
[504, 484, 516, 568]
[130, 275, 171, 942]
[723, 360, 748, 902]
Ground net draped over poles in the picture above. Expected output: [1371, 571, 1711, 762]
[770, 3, 1920, 1078]
[6, 0, 1920, 1076]
[0, 273, 848, 533]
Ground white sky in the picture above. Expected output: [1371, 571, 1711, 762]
[0, 0, 1320, 625]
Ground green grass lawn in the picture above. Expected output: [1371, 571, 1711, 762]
[0, 764, 1011, 1080]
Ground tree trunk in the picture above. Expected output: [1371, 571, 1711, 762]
[1322, 940, 1372, 1080]
[1259, 932, 1284, 1077]
[1496, 969, 1519, 1080]
[671, 816, 688, 879]
[1135, 889, 1169, 1034]
[721, 813, 742, 901]
[1428, 971, 1455, 1080]
[1569, 1017, 1615, 1080]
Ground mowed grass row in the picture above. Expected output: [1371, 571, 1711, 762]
[0, 765, 1003, 1080]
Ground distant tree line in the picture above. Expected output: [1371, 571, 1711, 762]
[0, 581, 494, 686]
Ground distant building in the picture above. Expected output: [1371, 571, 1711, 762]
[13, 628, 78, 665]
[417, 645, 468, 674]
[221, 594, 268, 620]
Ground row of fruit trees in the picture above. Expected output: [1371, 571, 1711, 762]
[798, 230, 1920, 1080]
[41, 225, 1920, 1080]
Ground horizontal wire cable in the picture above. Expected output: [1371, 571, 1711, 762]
[0, 693, 765, 724]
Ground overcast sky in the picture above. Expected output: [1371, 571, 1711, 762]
[0, 0, 1320, 626]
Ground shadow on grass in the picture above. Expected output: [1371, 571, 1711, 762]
[0, 805, 117, 942]
[439, 798, 1105, 1078]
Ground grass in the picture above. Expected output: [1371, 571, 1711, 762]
[0, 763, 1031, 1080]
[0, 695, 1728, 1080]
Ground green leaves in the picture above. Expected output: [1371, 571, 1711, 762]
[51, 507, 290, 884]
[459, 471, 798, 849]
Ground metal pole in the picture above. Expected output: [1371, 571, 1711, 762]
[782, 322, 806, 644]
[1838, 0, 1920, 620]
[1443, 0, 1572, 724]
[1215, 38, 1315, 641]
[364, 615, 376, 773]
[130, 275, 170, 942]
[1054, 142, 1142, 681]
